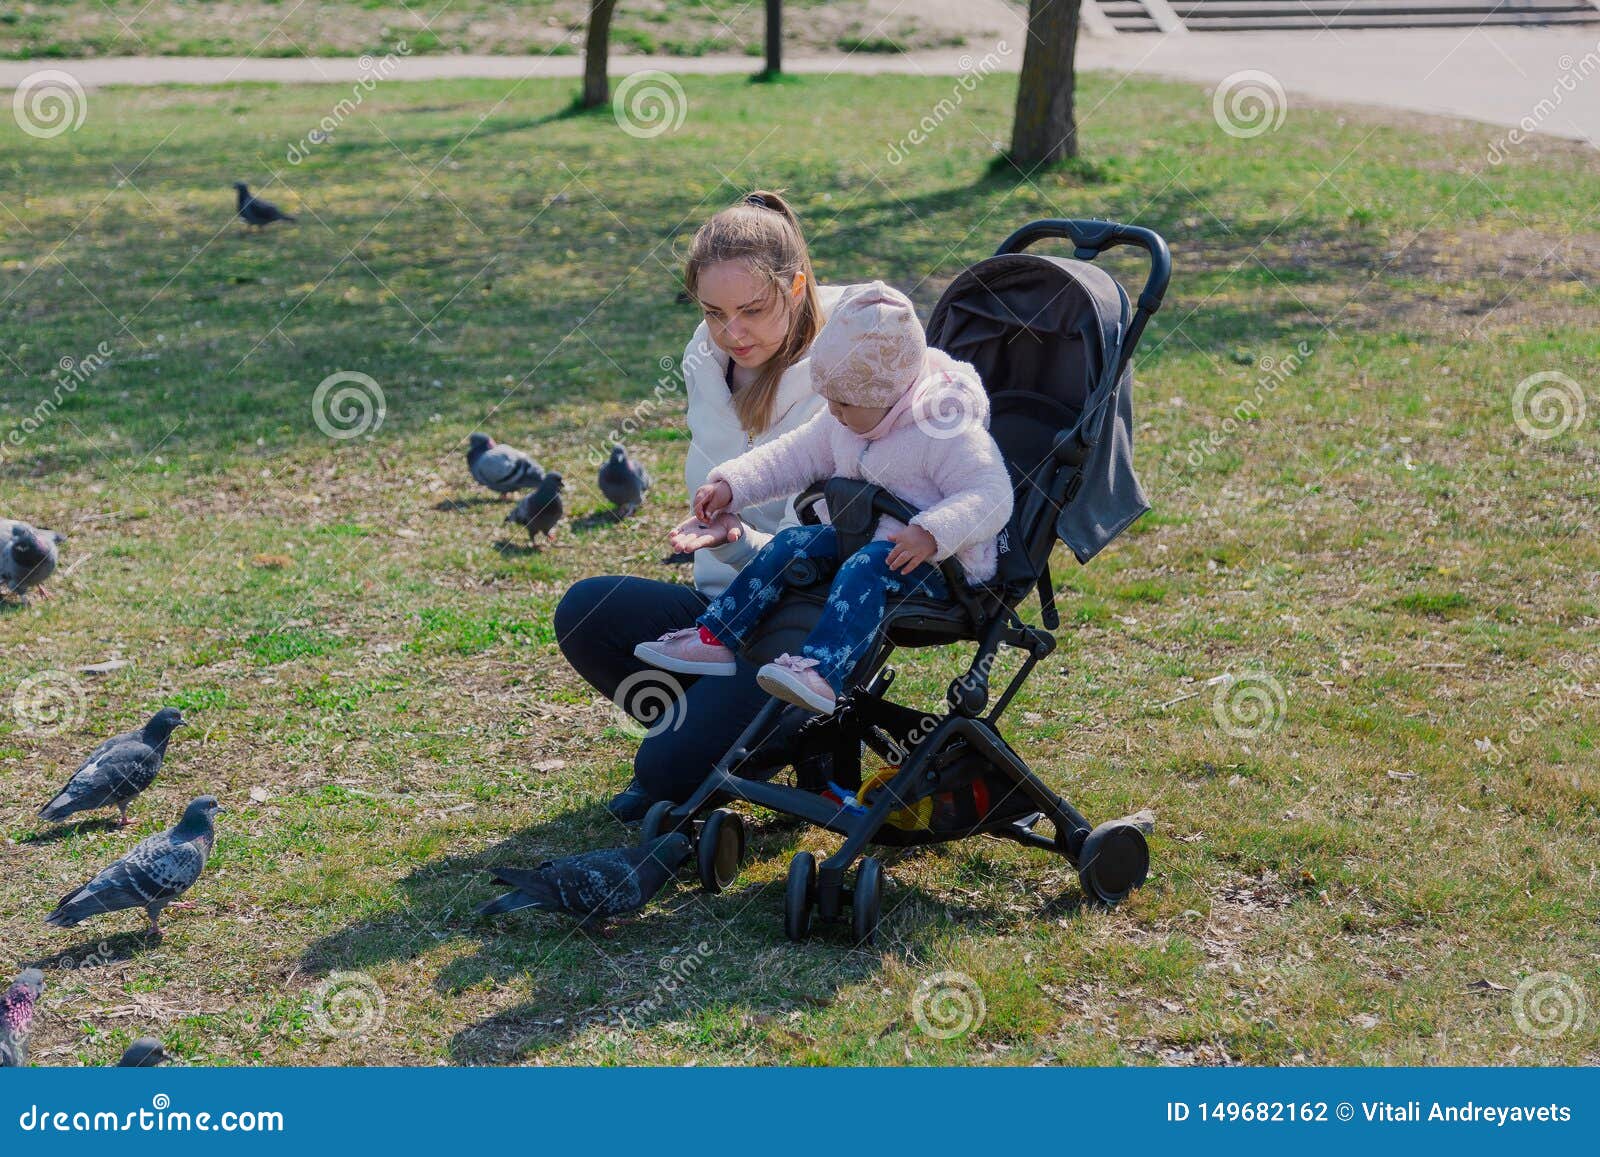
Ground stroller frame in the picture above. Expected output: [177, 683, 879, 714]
[640, 218, 1172, 944]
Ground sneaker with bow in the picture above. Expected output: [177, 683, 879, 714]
[633, 627, 737, 676]
[756, 654, 837, 714]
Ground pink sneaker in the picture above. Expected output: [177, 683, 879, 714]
[757, 654, 837, 714]
[634, 628, 736, 676]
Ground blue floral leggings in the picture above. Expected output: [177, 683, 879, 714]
[697, 524, 949, 693]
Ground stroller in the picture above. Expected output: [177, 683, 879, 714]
[640, 218, 1171, 944]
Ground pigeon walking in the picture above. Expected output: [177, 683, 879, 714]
[46, 796, 222, 938]
[1, 969, 45, 1067]
[234, 182, 295, 229]
[466, 433, 543, 497]
[598, 443, 650, 518]
[39, 707, 187, 827]
[478, 833, 691, 924]
[116, 1038, 168, 1067]
[506, 472, 564, 546]
[1, 519, 64, 602]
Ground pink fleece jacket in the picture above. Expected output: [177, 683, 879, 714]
[709, 349, 1014, 584]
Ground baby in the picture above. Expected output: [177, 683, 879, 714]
[637, 281, 1013, 714]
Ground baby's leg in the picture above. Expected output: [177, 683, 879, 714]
[797, 539, 946, 693]
[698, 524, 840, 651]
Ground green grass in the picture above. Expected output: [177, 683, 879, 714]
[1, 70, 1598, 1067]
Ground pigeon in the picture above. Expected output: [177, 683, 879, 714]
[39, 707, 187, 827]
[0, 968, 45, 1068]
[234, 182, 295, 229]
[598, 443, 650, 517]
[1, 519, 64, 602]
[506, 472, 564, 546]
[116, 1037, 168, 1067]
[478, 833, 691, 924]
[46, 795, 222, 937]
[466, 432, 543, 496]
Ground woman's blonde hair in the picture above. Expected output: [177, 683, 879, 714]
[683, 189, 823, 435]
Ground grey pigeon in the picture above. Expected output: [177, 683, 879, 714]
[506, 472, 564, 546]
[39, 707, 186, 827]
[46, 795, 222, 937]
[234, 182, 295, 228]
[598, 443, 650, 517]
[1, 519, 64, 602]
[116, 1037, 168, 1067]
[0, 968, 45, 1067]
[478, 833, 691, 924]
[466, 432, 543, 496]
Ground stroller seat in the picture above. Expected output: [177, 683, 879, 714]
[639, 217, 1172, 946]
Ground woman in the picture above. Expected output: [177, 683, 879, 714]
[554, 190, 846, 819]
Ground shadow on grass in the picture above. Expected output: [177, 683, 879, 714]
[27, 930, 154, 971]
[434, 495, 515, 513]
[21, 817, 125, 845]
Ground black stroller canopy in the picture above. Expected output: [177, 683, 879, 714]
[927, 252, 1149, 566]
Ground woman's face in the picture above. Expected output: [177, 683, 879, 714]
[696, 260, 802, 370]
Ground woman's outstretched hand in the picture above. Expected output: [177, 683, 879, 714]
[670, 511, 744, 554]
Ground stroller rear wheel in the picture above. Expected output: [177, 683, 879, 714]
[784, 851, 817, 941]
[1077, 821, 1150, 905]
[851, 857, 884, 946]
[697, 809, 746, 893]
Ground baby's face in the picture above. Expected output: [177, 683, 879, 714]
[828, 398, 890, 435]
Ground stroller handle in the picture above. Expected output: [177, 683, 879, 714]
[995, 218, 1170, 316]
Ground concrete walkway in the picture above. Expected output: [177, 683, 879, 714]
[2, 27, 1596, 146]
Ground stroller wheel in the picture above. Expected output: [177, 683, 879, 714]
[697, 809, 746, 894]
[640, 800, 678, 845]
[784, 851, 817, 942]
[1077, 821, 1150, 906]
[851, 857, 884, 947]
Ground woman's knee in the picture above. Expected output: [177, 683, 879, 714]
[553, 575, 622, 659]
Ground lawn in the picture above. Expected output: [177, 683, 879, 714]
[1, 67, 1597, 1066]
[0, 0, 966, 59]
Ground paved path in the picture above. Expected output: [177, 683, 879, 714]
[1, 28, 1595, 146]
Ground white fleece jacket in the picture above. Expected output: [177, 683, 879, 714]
[682, 284, 848, 598]
[709, 349, 1014, 584]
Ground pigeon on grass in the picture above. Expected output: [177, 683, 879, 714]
[506, 472, 564, 546]
[234, 182, 295, 229]
[466, 433, 543, 497]
[0, 969, 45, 1067]
[46, 796, 222, 938]
[598, 444, 650, 518]
[478, 833, 691, 926]
[116, 1037, 168, 1067]
[1, 519, 64, 602]
[39, 707, 186, 827]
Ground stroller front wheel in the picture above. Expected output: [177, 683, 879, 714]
[784, 851, 817, 941]
[639, 800, 679, 845]
[1077, 821, 1150, 905]
[697, 809, 746, 893]
[851, 857, 884, 946]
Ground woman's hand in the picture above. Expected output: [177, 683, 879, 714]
[693, 480, 734, 523]
[670, 511, 744, 554]
[884, 525, 939, 574]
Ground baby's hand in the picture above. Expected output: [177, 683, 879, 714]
[884, 525, 938, 574]
[693, 479, 734, 522]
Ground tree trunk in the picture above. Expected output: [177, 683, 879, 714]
[583, 0, 619, 108]
[1009, 0, 1081, 167]
[765, 0, 782, 76]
